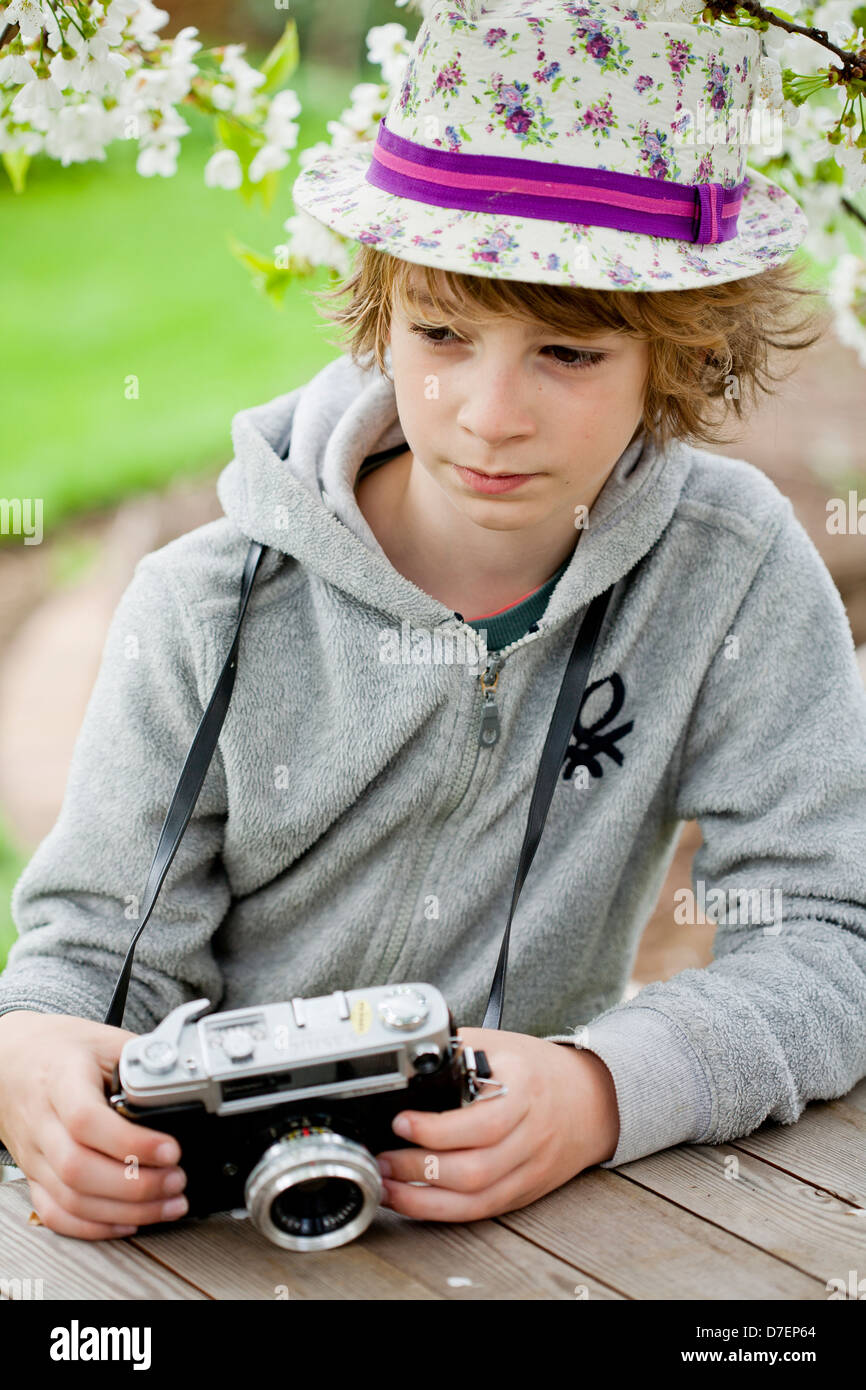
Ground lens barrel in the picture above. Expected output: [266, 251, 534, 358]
[245, 1128, 384, 1251]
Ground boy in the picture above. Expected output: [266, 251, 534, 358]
[1, 0, 865, 1239]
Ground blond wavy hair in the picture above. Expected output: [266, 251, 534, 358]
[311, 241, 828, 454]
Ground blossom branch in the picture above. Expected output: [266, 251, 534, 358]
[842, 194, 866, 227]
[704, 0, 866, 80]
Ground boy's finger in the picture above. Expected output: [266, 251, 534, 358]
[51, 1078, 181, 1167]
[390, 1078, 526, 1151]
[382, 1153, 538, 1224]
[27, 1153, 188, 1229]
[26, 1178, 140, 1243]
[37, 1113, 186, 1202]
[379, 1114, 531, 1192]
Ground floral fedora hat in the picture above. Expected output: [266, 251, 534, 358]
[291, 0, 809, 292]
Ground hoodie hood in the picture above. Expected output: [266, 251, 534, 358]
[216, 352, 694, 631]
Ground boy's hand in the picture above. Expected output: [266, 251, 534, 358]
[375, 1026, 620, 1223]
[0, 1010, 189, 1241]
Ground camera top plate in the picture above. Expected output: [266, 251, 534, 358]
[116, 983, 454, 1117]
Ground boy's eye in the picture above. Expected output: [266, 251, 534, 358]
[543, 345, 608, 370]
[407, 322, 606, 370]
[408, 322, 461, 344]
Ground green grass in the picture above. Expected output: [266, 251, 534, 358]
[0, 58, 363, 535]
[0, 57, 368, 964]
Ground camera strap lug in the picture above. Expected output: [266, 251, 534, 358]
[458, 1040, 508, 1104]
[471, 1077, 509, 1102]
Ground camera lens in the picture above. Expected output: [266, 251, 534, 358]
[245, 1128, 383, 1251]
[270, 1176, 365, 1237]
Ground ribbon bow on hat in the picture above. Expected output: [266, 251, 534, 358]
[292, 0, 808, 292]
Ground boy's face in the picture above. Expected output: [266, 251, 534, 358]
[386, 268, 651, 535]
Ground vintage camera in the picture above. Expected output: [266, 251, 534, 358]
[109, 983, 502, 1251]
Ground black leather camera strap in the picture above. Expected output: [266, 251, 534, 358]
[481, 579, 612, 1030]
[104, 441, 615, 1033]
[104, 539, 267, 1030]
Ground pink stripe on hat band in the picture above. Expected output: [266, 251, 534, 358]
[372, 141, 741, 223]
[366, 118, 745, 245]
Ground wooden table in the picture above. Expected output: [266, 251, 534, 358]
[1, 1077, 864, 1301]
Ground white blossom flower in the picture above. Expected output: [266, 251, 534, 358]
[210, 83, 235, 112]
[812, 1, 859, 49]
[758, 55, 784, 112]
[204, 147, 243, 189]
[136, 104, 189, 146]
[0, 0, 51, 43]
[218, 42, 267, 116]
[828, 254, 866, 367]
[137, 135, 181, 177]
[761, 25, 787, 55]
[0, 49, 36, 85]
[48, 50, 93, 95]
[365, 23, 412, 87]
[347, 83, 389, 124]
[248, 142, 290, 182]
[49, 37, 130, 98]
[95, 0, 131, 48]
[169, 24, 202, 68]
[0, 118, 43, 154]
[106, 0, 143, 17]
[263, 88, 301, 149]
[42, 99, 114, 165]
[10, 73, 65, 119]
[327, 83, 391, 148]
[797, 179, 852, 264]
[125, 26, 199, 107]
[782, 101, 838, 174]
[53, 0, 127, 53]
[126, 0, 170, 51]
[833, 139, 866, 192]
[283, 208, 352, 274]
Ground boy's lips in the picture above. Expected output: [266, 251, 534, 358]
[453, 463, 538, 495]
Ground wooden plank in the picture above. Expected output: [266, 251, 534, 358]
[610, 1143, 866, 1285]
[130, 1209, 440, 1301]
[0, 1179, 208, 1301]
[129, 1203, 621, 1300]
[346, 1208, 621, 1300]
[499, 1168, 825, 1299]
[729, 1101, 866, 1208]
[843, 1077, 866, 1114]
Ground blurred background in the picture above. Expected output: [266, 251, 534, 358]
[0, 0, 864, 996]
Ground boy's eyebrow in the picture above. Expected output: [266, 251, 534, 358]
[402, 285, 616, 344]
[404, 288, 445, 308]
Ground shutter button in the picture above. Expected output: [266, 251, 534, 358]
[222, 1028, 255, 1061]
[378, 987, 430, 1031]
[141, 1040, 177, 1075]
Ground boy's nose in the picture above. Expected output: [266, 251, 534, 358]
[455, 367, 537, 449]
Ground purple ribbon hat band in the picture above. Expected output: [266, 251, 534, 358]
[366, 117, 743, 248]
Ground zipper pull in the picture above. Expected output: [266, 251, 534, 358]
[478, 657, 503, 747]
[480, 691, 500, 747]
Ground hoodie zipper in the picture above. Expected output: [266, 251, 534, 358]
[475, 624, 542, 746]
[478, 654, 503, 747]
[374, 623, 545, 983]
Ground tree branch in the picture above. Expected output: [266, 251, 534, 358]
[841, 194, 866, 229]
[705, 1, 866, 81]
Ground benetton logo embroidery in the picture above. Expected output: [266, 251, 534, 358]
[562, 673, 634, 781]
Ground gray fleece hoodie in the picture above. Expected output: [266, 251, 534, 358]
[1, 350, 865, 1170]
